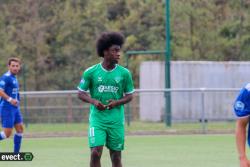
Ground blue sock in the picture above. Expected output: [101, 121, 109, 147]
[0, 131, 6, 140]
[14, 133, 23, 153]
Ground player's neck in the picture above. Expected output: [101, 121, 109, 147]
[101, 61, 116, 71]
[7, 70, 16, 76]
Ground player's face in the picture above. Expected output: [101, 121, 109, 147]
[106, 45, 121, 64]
[8, 61, 21, 75]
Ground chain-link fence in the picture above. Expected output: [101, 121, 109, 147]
[19, 88, 239, 129]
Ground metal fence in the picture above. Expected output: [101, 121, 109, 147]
[19, 88, 240, 128]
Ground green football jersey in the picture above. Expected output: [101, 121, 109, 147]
[78, 63, 134, 127]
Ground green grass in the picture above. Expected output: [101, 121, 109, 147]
[20, 121, 236, 135]
[0, 135, 240, 167]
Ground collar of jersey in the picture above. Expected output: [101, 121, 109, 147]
[5, 71, 13, 76]
[99, 63, 118, 73]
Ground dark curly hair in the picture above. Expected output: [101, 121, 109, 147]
[96, 32, 125, 57]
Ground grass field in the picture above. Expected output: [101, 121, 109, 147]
[0, 134, 240, 167]
[21, 121, 236, 136]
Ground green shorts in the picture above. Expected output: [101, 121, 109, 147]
[88, 125, 125, 151]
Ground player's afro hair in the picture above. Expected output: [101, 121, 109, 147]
[96, 32, 125, 57]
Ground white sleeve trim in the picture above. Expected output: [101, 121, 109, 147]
[125, 90, 135, 94]
[77, 87, 89, 92]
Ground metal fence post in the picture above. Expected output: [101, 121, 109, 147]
[67, 93, 73, 123]
[21, 64, 28, 128]
[165, 0, 172, 127]
[201, 88, 207, 134]
[126, 103, 131, 126]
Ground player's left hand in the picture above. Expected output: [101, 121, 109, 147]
[106, 100, 118, 110]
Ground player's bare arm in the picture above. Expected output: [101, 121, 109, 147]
[0, 89, 18, 106]
[78, 91, 106, 110]
[236, 116, 250, 167]
[106, 94, 133, 110]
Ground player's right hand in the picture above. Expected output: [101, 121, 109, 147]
[239, 156, 250, 167]
[10, 99, 19, 107]
[93, 100, 106, 111]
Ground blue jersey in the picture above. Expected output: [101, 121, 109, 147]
[234, 83, 250, 146]
[234, 83, 250, 117]
[0, 71, 20, 108]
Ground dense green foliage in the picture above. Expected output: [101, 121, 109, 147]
[0, 0, 249, 90]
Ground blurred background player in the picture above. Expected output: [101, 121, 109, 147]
[234, 83, 250, 167]
[0, 57, 23, 153]
[77, 32, 134, 167]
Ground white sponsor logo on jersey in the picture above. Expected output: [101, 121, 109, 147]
[98, 85, 119, 93]
[12, 88, 18, 94]
[98, 77, 102, 82]
[235, 101, 245, 111]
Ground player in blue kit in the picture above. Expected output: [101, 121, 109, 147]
[0, 58, 23, 153]
[234, 83, 250, 167]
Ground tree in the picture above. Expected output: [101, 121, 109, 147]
[1, 0, 250, 90]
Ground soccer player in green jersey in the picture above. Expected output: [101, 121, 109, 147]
[77, 32, 134, 167]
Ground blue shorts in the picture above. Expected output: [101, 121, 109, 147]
[0, 106, 23, 128]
